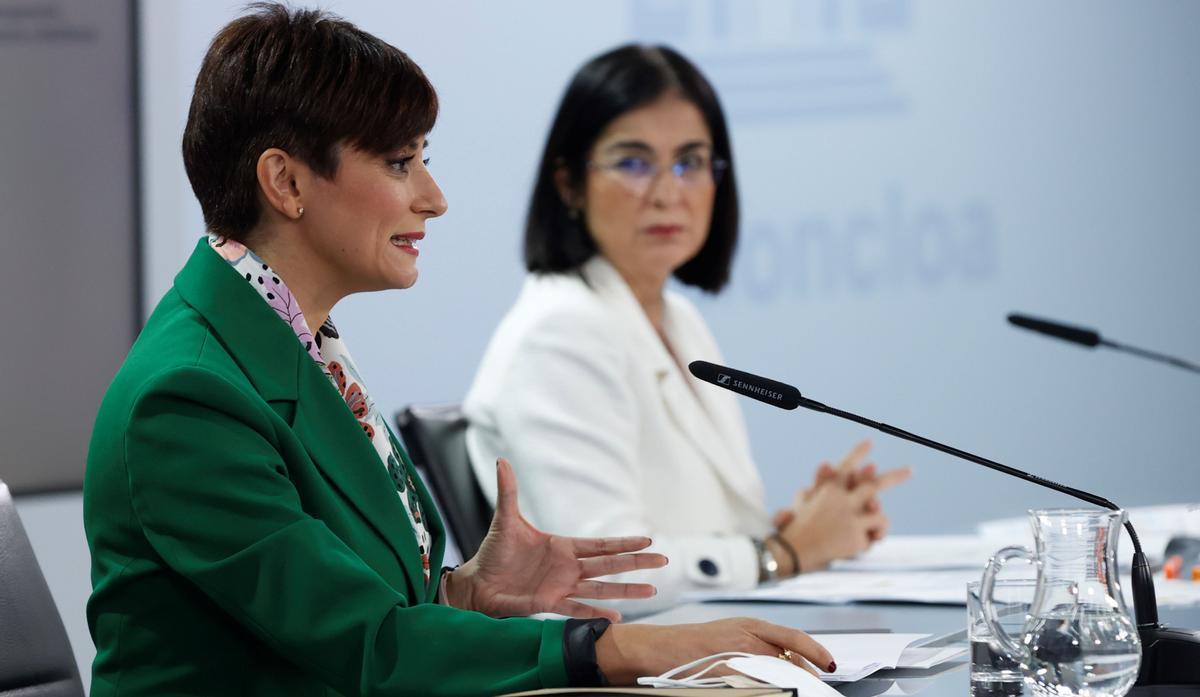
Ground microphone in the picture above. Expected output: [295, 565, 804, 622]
[1008, 313, 1100, 347]
[686, 360, 801, 410]
[688, 359, 1200, 686]
[1008, 312, 1200, 375]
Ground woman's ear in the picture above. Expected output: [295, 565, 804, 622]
[255, 148, 306, 221]
[553, 162, 583, 216]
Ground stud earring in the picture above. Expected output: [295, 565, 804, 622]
[297, 207, 305, 219]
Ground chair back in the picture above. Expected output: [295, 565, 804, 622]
[0, 480, 85, 697]
[395, 405, 492, 560]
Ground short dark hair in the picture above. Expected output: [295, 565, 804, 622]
[182, 2, 437, 242]
[524, 44, 739, 293]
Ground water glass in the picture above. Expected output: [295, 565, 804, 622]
[968, 579, 1034, 696]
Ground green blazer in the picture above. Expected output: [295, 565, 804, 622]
[85, 240, 569, 696]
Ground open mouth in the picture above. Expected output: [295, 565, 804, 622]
[390, 232, 422, 255]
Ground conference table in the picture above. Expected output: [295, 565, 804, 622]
[639, 601, 1200, 695]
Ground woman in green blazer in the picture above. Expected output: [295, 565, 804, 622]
[84, 4, 836, 695]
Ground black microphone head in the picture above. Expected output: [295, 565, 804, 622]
[1008, 313, 1101, 348]
[688, 360, 802, 410]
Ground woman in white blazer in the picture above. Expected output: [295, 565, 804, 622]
[465, 45, 908, 613]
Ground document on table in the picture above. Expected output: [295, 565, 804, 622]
[829, 535, 1001, 572]
[1150, 576, 1200, 607]
[685, 568, 981, 605]
[828, 503, 1200, 575]
[978, 504, 1200, 569]
[689, 566, 1200, 609]
[809, 633, 967, 683]
[503, 688, 795, 696]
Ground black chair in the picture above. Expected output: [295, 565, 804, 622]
[0, 480, 85, 697]
[395, 405, 493, 560]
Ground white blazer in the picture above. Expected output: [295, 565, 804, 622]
[464, 256, 772, 614]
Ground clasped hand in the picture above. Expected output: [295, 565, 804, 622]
[772, 440, 912, 572]
[443, 458, 666, 622]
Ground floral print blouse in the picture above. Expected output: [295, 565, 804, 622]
[208, 235, 432, 584]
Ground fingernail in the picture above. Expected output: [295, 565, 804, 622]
[827, 661, 837, 673]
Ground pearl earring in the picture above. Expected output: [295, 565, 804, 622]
[297, 207, 305, 218]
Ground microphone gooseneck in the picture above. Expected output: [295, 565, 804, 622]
[1008, 312, 1200, 374]
[791, 386, 1159, 632]
[686, 359, 1200, 686]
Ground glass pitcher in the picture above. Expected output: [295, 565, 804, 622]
[980, 508, 1141, 697]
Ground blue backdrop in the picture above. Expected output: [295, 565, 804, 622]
[141, 0, 1200, 534]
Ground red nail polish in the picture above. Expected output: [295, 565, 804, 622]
[827, 662, 837, 673]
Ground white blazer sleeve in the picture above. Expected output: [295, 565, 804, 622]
[466, 307, 759, 615]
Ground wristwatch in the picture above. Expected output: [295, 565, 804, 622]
[752, 537, 779, 584]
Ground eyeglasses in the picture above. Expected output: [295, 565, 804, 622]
[586, 151, 729, 197]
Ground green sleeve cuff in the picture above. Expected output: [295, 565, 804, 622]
[537, 619, 569, 688]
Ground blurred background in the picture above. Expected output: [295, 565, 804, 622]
[3, 0, 1198, 687]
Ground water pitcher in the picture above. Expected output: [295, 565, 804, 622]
[980, 508, 1141, 696]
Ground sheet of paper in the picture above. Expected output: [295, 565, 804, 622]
[725, 655, 844, 695]
[897, 645, 968, 669]
[977, 503, 1200, 568]
[1152, 577, 1200, 606]
[823, 506, 1200, 576]
[829, 535, 1002, 572]
[808, 633, 931, 682]
[687, 554, 1200, 608]
[685, 569, 981, 605]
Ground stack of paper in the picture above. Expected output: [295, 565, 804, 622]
[829, 535, 1002, 573]
[686, 565, 1200, 607]
[975, 503, 1200, 569]
[827, 504, 1200, 575]
[503, 689, 792, 696]
[808, 633, 966, 683]
[686, 568, 981, 605]
[683, 519, 1200, 607]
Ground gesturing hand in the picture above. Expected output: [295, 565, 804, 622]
[444, 458, 668, 622]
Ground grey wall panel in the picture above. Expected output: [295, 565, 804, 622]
[0, 0, 138, 493]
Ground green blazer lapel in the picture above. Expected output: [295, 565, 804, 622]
[386, 425, 447, 602]
[291, 369, 427, 594]
[173, 238, 301, 403]
[173, 239, 427, 596]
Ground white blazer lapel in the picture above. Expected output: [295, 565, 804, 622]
[582, 257, 764, 511]
[654, 366, 762, 506]
[659, 304, 767, 512]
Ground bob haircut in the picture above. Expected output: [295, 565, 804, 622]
[524, 44, 739, 293]
[182, 2, 437, 242]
